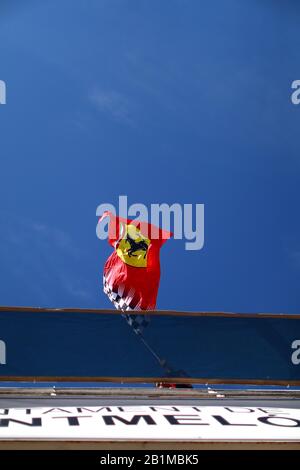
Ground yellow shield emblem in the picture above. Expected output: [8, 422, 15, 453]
[116, 223, 150, 268]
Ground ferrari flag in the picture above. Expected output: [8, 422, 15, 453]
[100, 211, 172, 313]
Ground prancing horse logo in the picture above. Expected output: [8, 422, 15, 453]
[125, 233, 148, 258]
[116, 224, 150, 268]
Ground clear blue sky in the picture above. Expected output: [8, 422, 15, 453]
[0, 0, 299, 314]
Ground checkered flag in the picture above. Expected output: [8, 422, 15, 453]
[103, 276, 150, 334]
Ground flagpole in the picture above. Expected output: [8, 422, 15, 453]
[120, 308, 189, 377]
[135, 329, 188, 378]
[136, 331, 171, 372]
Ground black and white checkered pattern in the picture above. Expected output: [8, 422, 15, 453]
[103, 277, 150, 334]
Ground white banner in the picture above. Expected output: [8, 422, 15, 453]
[0, 405, 300, 440]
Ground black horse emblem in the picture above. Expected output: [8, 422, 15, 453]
[126, 234, 149, 259]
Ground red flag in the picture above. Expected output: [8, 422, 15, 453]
[100, 211, 172, 311]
